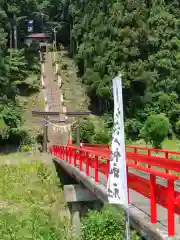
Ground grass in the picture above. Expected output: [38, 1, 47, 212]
[58, 50, 89, 112]
[58, 50, 107, 134]
[128, 138, 180, 152]
[18, 91, 44, 136]
[0, 153, 72, 240]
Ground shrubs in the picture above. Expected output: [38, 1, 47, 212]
[72, 120, 95, 144]
[61, 63, 68, 70]
[82, 205, 125, 240]
[125, 119, 142, 141]
[140, 114, 171, 148]
[82, 205, 140, 240]
[93, 130, 111, 144]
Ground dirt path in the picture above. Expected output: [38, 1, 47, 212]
[43, 51, 68, 145]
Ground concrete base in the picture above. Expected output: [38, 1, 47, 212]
[64, 184, 102, 238]
[71, 202, 81, 238]
[64, 184, 97, 202]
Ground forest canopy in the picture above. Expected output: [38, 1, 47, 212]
[1, 0, 180, 146]
[41, 0, 180, 141]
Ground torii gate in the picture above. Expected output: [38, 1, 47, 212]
[32, 110, 91, 151]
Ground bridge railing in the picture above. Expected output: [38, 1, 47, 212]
[81, 143, 180, 160]
[51, 145, 180, 237]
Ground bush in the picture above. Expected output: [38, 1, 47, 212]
[80, 121, 95, 143]
[61, 63, 68, 70]
[47, 44, 53, 52]
[175, 119, 180, 138]
[140, 114, 171, 148]
[82, 205, 141, 240]
[125, 119, 142, 141]
[93, 130, 111, 144]
[82, 205, 125, 240]
[73, 120, 95, 144]
[20, 145, 33, 152]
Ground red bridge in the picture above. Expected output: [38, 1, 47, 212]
[51, 143, 180, 239]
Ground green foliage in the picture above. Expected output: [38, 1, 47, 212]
[0, 1, 41, 146]
[82, 205, 140, 240]
[82, 205, 125, 240]
[140, 114, 171, 148]
[73, 120, 95, 144]
[1, 104, 22, 128]
[125, 119, 142, 141]
[0, 162, 71, 239]
[20, 145, 33, 152]
[2, 0, 180, 147]
[93, 130, 111, 144]
[175, 119, 180, 138]
[61, 63, 68, 70]
[47, 44, 53, 52]
[80, 121, 95, 143]
[43, 0, 180, 140]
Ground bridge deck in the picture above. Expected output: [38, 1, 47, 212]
[53, 157, 180, 240]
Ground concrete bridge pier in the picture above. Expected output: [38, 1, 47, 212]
[64, 184, 102, 238]
[53, 160, 103, 238]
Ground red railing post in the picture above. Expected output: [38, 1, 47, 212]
[95, 155, 99, 182]
[150, 174, 156, 223]
[167, 180, 175, 236]
[61, 147, 63, 159]
[86, 152, 89, 176]
[79, 150, 83, 171]
[165, 152, 169, 173]
[68, 147, 71, 163]
[57, 146, 60, 158]
[148, 150, 151, 168]
[69, 148, 72, 164]
[62, 147, 65, 160]
[106, 159, 110, 181]
[74, 150, 77, 167]
[59, 146, 61, 158]
[65, 147, 68, 162]
[134, 147, 137, 164]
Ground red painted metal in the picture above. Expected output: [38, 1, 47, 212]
[51, 144, 180, 237]
[95, 155, 99, 182]
[168, 180, 175, 236]
[150, 174, 157, 224]
[86, 152, 90, 176]
[79, 150, 83, 171]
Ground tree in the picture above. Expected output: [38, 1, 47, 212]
[140, 114, 171, 148]
[46, 0, 180, 141]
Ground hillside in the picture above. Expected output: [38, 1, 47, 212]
[41, 0, 180, 146]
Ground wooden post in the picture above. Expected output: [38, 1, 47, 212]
[43, 116, 48, 152]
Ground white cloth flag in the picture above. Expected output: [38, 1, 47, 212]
[107, 75, 128, 207]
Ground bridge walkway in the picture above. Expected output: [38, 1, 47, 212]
[51, 145, 180, 240]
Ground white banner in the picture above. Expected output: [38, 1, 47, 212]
[107, 75, 128, 207]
